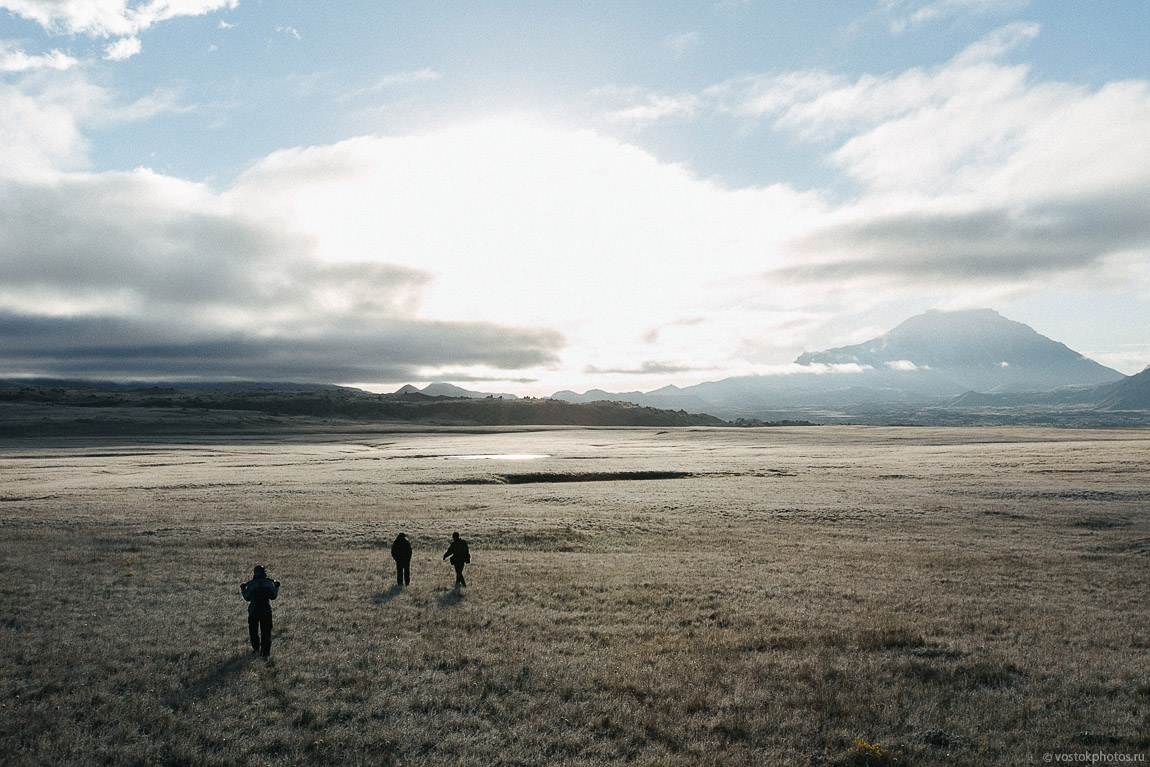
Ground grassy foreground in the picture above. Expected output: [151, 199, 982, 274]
[1, 426, 1148, 765]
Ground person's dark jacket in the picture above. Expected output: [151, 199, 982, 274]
[443, 538, 470, 565]
[391, 535, 412, 563]
[241, 575, 279, 617]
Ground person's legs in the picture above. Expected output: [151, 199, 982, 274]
[248, 615, 261, 653]
[453, 562, 466, 587]
[258, 614, 273, 657]
[396, 561, 405, 586]
[401, 561, 410, 586]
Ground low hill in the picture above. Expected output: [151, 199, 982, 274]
[0, 385, 725, 437]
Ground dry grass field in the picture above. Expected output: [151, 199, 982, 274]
[1, 425, 1148, 766]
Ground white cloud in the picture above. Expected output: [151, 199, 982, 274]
[599, 24, 1150, 310]
[103, 36, 141, 61]
[0, 41, 78, 72]
[609, 93, 699, 126]
[375, 68, 439, 87]
[664, 31, 700, 59]
[342, 68, 442, 100]
[0, 0, 239, 38]
[0, 167, 563, 382]
[594, 85, 700, 127]
[0, 77, 92, 176]
[883, 0, 1032, 34]
[4, 18, 1148, 392]
[0, 69, 188, 177]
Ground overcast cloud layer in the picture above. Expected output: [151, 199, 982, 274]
[1, 2, 1148, 392]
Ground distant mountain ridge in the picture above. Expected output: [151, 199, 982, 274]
[953, 366, 1150, 411]
[4, 309, 1143, 427]
[552, 309, 1128, 416]
[394, 382, 519, 399]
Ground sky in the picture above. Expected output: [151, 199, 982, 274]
[2, 0, 1149, 396]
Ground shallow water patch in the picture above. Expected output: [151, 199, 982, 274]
[402, 470, 695, 485]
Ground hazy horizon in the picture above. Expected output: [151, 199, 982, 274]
[3, 1, 1149, 397]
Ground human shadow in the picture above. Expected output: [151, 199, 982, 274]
[165, 651, 255, 711]
[437, 586, 464, 607]
[372, 584, 403, 604]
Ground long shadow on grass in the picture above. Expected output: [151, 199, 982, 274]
[372, 584, 403, 604]
[437, 587, 464, 607]
[165, 651, 256, 711]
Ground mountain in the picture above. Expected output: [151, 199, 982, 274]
[550, 387, 711, 411]
[394, 382, 519, 399]
[796, 309, 1120, 392]
[954, 366, 1150, 411]
[552, 309, 1127, 417]
[1097, 366, 1150, 410]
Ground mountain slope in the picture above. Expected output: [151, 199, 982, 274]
[796, 309, 1122, 392]
[1097, 367, 1150, 410]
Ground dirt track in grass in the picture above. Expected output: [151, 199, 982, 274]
[2, 426, 1148, 765]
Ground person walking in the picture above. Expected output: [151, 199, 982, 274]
[240, 564, 280, 658]
[391, 532, 412, 586]
[442, 532, 470, 588]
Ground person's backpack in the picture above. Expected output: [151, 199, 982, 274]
[461, 541, 471, 563]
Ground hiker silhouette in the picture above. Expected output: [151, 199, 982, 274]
[240, 564, 280, 658]
[442, 532, 470, 587]
[391, 533, 412, 586]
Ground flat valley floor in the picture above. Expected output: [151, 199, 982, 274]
[1, 426, 1148, 766]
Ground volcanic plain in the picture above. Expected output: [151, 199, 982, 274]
[1, 425, 1147, 765]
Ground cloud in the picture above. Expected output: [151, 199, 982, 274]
[0, 0, 239, 38]
[708, 22, 1041, 150]
[0, 70, 188, 176]
[0, 115, 831, 387]
[0, 313, 561, 382]
[0, 168, 564, 381]
[752, 362, 875, 377]
[594, 85, 700, 127]
[0, 76, 91, 176]
[584, 361, 698, 376]
[5, 14, 1149, 391]
[745, 26, 1150, 303]
[778, 191, 1150, 285]
[664, 31, 701, 59]
[225, 119, 826, 385]
[373, 68, 440, 87]
[882, 0, 1032, 35]
[594, 25, 1150, 309]
[0, 41, 78, 72]
[342, 68, 442, 100]
[103, 36, 141, 61]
